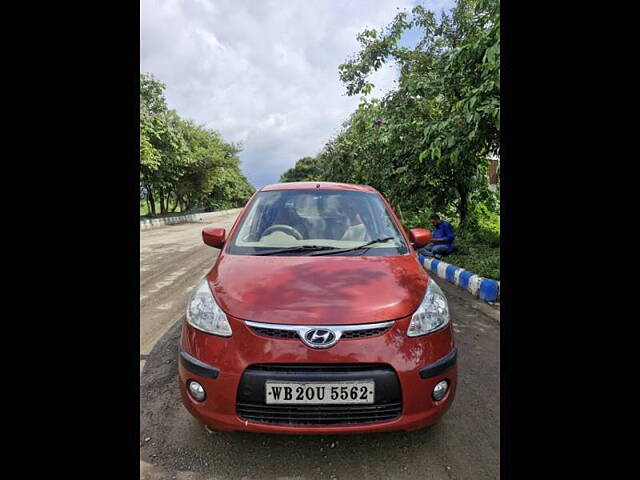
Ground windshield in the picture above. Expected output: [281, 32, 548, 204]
[226, 190, 409, 256]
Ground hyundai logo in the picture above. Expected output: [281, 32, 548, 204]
[302, 328, 339, 348]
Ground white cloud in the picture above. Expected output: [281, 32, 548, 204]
[141, 0, 424, 187]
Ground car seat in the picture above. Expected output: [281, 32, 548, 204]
[271, 205, 310, 239]
[340, 224, 367, 242]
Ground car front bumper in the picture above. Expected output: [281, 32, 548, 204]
[178, 314, 457, 434]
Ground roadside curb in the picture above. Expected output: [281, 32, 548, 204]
[140, 208, 242, 231]
[419, 254, 500, 303]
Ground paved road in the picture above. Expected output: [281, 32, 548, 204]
[140, 219, 500, 480]
[140, 211, 241, 371]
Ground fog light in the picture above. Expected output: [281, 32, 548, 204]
[432, 380, 449, 401]
[187, 380, 206, 401]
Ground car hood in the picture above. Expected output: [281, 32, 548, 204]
[208, 253, 429, 325]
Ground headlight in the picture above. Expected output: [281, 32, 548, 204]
[407, 277, 450, 337]
[186, 279, 232, 336]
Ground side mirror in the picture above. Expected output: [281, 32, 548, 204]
[409, 228, 431, 249]
[202, 227, 226, 249]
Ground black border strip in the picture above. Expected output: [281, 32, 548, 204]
[179, 347, 220, 379]
[419, 347, 458, 379]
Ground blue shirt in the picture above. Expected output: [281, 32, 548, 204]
[433, 221, 455, 249]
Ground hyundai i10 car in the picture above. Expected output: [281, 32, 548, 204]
[178, 182, 457, 433]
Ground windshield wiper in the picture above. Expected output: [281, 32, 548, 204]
[307, 237, 395, 256]
[253, 245, 340, 256]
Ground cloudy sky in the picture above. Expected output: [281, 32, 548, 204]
[141, 0, 455, 188]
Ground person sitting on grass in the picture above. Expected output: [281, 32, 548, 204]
[421, 214, 456, 258]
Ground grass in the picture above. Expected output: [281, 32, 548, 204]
[140, 200, 187, 218]
[140, 200, 242, 219]
[402, 209, 500, 280]
[446, 226, 500, 280]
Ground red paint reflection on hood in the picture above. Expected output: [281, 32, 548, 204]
[208, 254, 428, 325]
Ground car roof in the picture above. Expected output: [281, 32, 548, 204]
[259, 182, 379, 193]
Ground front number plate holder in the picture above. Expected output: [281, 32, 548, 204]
[265, 380, 375, 405]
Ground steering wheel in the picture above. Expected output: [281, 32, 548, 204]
[261, 224, 303, 240]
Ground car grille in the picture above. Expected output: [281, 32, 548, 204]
[236, 364, 402, 426]
[342, 326, 391, 338]
[236, 402, 402, 425]
[249, 326, 299, 339]
[246, 363, 387, 373]
[248, 324, 391, 340]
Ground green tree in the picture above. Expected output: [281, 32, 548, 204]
[204, 138, 255, 210]
[176, 120, 227, 210]
[322, 0, 499, 225]
[140, 72, 255, 216]
[279, 156, 325, 183]
[140, 74, 189, 214]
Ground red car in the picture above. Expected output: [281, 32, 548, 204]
[178, 182, 457, 434]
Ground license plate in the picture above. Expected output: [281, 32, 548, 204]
[265, 380, 375, 405]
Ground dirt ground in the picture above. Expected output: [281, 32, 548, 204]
[139, 216, 500, 479]
[139, 211, 240, 372]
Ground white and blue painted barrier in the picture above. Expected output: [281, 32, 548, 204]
[419, 254, 500, 303]
[140, 208, 242, 231]
[140, 214, 197, 230]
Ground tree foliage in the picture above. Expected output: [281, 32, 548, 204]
[292, 0, 499, 226]
[140, 73, 254, 215]
[279, 156, 325, 183]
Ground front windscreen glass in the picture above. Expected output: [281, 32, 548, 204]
[226, 189, 409, 256]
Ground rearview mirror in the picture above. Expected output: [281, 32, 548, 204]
[202, 227, 226, 249]
[409, 228, 431, 249]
